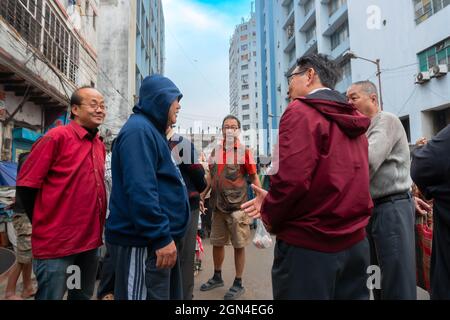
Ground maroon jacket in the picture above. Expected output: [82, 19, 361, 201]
[261, 90, 373, 253]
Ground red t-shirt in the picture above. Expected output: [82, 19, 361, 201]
[208, 139, 257, 176]
[17, 121, 106, 259]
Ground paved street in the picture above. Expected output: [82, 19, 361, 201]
[193, 230, 274, 300]
[0, 230, 430, 300]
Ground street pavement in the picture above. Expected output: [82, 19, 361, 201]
[0, 230, 430, 300]
[193, 230, 430, 301]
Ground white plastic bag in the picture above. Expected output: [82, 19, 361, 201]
[252, 219, 273, 249]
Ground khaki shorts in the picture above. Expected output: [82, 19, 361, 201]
[12, 213, 32, 264]
[210, 210, 252, 249]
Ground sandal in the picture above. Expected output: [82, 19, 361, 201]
[224, 285, 245, 300]
[200, 278, 224, 291]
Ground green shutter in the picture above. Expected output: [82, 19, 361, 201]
[437, 49, 447, 64]
[418, 51, 428, 72]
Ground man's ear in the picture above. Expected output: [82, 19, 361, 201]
[370, 93, 378, 104]
[71, 105, 79, 118]
[307, 68, 315, 86]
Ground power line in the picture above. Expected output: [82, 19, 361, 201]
[396, 85, 418, 117]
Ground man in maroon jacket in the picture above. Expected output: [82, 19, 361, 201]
[242, 54, 373, 300]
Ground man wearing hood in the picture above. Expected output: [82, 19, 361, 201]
[242, 54, 373, 299]
[105, 75, 190, 300]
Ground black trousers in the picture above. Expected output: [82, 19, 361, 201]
[430, 206, 450, 300]
[367, 195, 417, 300]
[179, 208, 200, 300]
[97, 242, 115, 299]
[272, 239, 370, 300]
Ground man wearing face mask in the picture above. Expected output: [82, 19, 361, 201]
[105, 75, 190, 300]
[199, 115, 261, 300]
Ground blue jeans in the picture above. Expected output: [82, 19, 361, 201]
[33, 248, 99, 300]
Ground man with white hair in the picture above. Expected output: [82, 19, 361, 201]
[347, 81, 416, 300]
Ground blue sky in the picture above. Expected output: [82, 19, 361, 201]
[162, 0, 253, 133]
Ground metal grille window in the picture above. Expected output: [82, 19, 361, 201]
[0, 0, 43, 49]
[414, 0, 450, 24]
[43, 4, 79, 83]
[0, 0, 80, 85]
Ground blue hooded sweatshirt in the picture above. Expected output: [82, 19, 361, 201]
[105, 75, 190, 250]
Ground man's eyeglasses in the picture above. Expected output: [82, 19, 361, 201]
[78, 103, 107, 111]
[223, 126, 239, 131]
[287, 68, 309, 84]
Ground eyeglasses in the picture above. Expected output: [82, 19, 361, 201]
[287, 68, 309, 84]
[78, 103, 107, 111]
[223, 126, 239, 131]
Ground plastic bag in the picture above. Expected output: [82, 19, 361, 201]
[252, 219, 273, 249]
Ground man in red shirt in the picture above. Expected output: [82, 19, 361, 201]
[200, 115, 261, 300]
[17, 86, 107, 300]
[242, 54, 373, 299]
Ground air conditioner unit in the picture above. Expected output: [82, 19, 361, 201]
[415, 71, 431, 84]
[429, 64, 448, 78]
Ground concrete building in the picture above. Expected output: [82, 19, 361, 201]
[229, 11, 261, 157]
[347, 0, 450, 143]
[256, 0, 450, 152]
[0, 0, 99, 162]
[98, 0, 165, 135]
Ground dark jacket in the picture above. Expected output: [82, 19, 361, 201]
[411, 125, 450, 299]
[168, 133, 207, 210]
[261, 89, 373, 253]
[105, 75, 190, 251]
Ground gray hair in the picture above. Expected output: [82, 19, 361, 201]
[352, 81, 379, 98]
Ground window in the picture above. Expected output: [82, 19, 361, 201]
[241, 74, 249, 83]
[241, 24, 248, 32]
[241, 44, 248, 51]
[418, 38, 450, 72]
[400, 116, 411, 143]
[286, 0, 294, 14]
[243, 115, 250, 121]
[286, 21, 295, 40]
[40, 2, 79, 84]
[304, 0, 314, 15]
[242, 84, 249, 90]
[242, 94, 250, 100]
[337, 60, 352, 82]
[241, 64, 249, 70]
[243, 125, 251, 131]
[330, 22, 349, 50]
[414, 0, 450, 24]
[241, 54, 249, 61]
[0, 0, 44, 49]
[305, 24, 316, 43]
[240, 34, 248, 41]
[328, 0, 347, 17]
